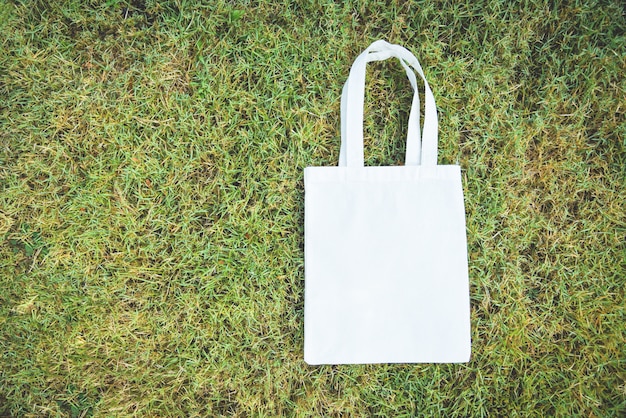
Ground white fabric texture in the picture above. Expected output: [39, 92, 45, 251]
[304, 40, 471, 365]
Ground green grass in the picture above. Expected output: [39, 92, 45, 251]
[1, 0, 625, 416]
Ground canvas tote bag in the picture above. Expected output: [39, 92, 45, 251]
[304, 40, 471, 365]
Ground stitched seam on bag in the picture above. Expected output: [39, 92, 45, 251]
[305, 166, 462, 183]
[303, 182, 308, 357]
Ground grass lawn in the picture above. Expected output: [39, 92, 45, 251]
[1, 0, 625, 416]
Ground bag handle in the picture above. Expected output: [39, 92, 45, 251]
[338, 40, 438, 167]
[339, 50, 423, 166]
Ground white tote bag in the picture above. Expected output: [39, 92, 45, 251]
[304, 40, 471, 365]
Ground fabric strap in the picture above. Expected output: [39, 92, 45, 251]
[338, 40, 439, 167]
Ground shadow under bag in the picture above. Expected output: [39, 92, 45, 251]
[304, 40, 471, 365]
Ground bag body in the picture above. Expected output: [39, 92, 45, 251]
[304, 40, 471, 365]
